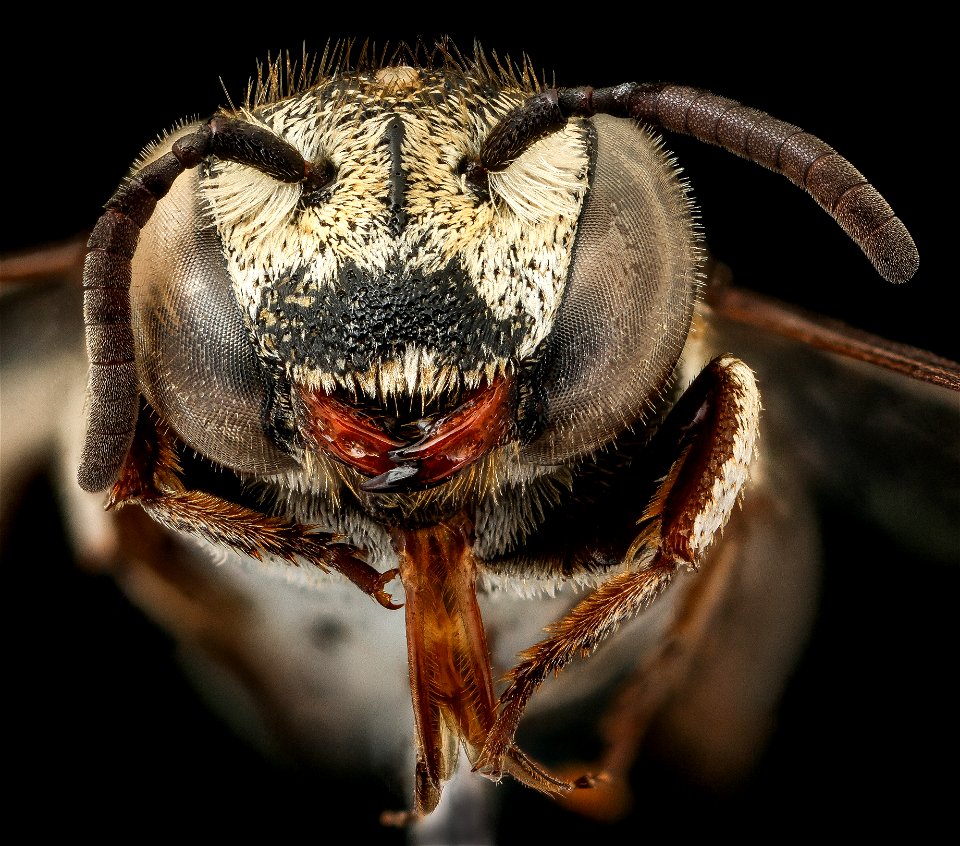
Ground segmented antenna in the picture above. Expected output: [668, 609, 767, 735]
[78, 115, 317, 492]
[468, 83, 918, 285]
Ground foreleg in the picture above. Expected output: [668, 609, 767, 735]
[475, 354, 761, 779]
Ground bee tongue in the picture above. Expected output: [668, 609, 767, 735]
[299, 377, 514, 492]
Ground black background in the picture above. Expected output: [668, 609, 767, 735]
[4, 13, 956, 842]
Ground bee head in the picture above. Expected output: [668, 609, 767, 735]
[81, 51, 701, 507]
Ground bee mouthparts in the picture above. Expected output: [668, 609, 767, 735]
[298, 376, 515, 492]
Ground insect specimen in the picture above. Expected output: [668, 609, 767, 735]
[3, 39, 955, 842]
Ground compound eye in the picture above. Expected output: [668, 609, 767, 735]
[131, 150, 297, 476]
[520, 114, 702, 463]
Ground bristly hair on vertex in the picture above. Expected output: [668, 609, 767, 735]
[238, 37, 544, 111]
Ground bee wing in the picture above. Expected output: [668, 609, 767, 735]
[0, 238, 107, 559]
[705, 281, 960, 561]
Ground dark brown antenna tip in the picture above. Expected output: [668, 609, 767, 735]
[864, 217, 919, 284]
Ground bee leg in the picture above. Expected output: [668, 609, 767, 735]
[475, 354, 761, 781]
[568, 444, 819, 820]
[108, 409, 401, 609]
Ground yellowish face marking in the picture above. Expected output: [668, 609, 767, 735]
[200, 69, 591, 400]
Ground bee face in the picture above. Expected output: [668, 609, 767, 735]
[126, 62, 700, 506]
[206, 70, 589, 387]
